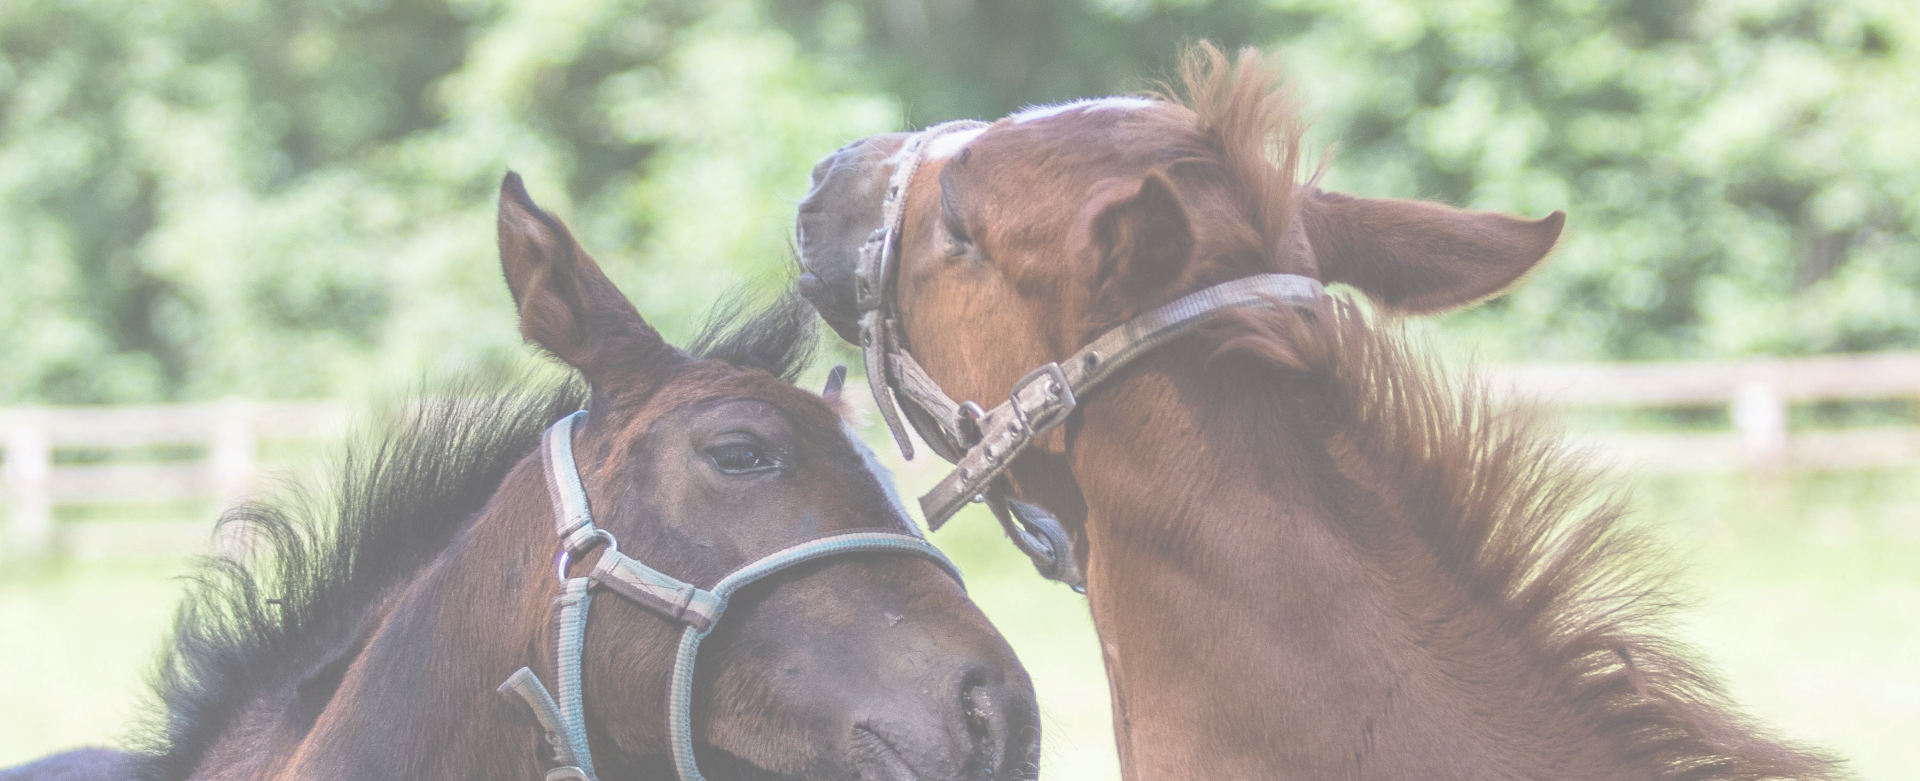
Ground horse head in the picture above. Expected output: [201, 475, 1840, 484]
[487, 173, 1038, 781]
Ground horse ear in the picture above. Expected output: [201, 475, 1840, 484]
[497, 173, 676, 381]
[1299, 189, 1565, 314]
[1075, 171, 1194, 299]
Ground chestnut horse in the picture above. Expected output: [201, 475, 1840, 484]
[4, 175, 1039, 781]
[795, 46, 1837, 780]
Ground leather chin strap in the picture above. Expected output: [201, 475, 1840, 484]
[855, 122, 1327, 593]
[500, 411, 962, 781]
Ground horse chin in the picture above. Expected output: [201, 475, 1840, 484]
[796, 269, 860, 344]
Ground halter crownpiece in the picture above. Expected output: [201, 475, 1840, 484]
[500, 410, 962, 781]
[853, 121, 1328, 592]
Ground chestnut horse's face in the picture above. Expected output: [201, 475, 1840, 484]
[797, 105, 1201, 412]
[797, 94, 1562, 554]
[498, 175, 1038, 781]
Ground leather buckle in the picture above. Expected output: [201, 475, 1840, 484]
[853, 228, 889, 311]
[1008, 362, 1076, 438]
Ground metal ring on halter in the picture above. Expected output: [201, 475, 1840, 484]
[556, 529, 619, 583]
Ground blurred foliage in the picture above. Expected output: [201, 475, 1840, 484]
[2, 0, 1917, 404]
[0, 0, 893, 403]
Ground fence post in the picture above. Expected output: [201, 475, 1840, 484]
[4, 413, 54, 556]
[210, 398, 258, 559]
[1731, 380, 1788, 470]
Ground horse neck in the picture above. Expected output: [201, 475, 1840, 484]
[267, 465, 556, 781]
[1065, 349, 1630, 781]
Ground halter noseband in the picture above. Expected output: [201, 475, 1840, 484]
[854, 121, 1327, 592]
[499, 410, 961, 781]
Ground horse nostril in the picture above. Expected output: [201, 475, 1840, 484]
[809, 150, 839, 187]
[958, 666, 1032, 778]
[964, 681, 995, 749]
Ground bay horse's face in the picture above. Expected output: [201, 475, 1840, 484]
[795, 91, 1563, 546]
[497, 175, 1037, 781]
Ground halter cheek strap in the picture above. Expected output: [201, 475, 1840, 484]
[856, 120, 991, 463]
[500, 411, 962, 781]
[854, 121, 1328, 592]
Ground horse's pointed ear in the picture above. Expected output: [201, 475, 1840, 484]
[1075, 170, 1194, 299]
[1299, 189, 1565, 314]
[822, 364, 848, 402]
[498, 172, 676, 382]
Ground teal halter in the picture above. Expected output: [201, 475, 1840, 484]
[499, 411, 962, 781]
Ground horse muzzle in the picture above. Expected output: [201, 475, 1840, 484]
[795, 133, 911, 345]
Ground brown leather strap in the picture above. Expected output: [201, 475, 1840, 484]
[912, 273, 1325, 528]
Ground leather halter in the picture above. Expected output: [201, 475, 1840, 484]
[853, 121, 1326, 592]
[499, 411, 961, 781]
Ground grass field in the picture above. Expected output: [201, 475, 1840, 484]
[2, 466, 1916, 780]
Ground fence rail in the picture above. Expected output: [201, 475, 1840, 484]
[2, 400, 350, 557]
[4, 351, 1919, 558]
[1494, 350, 1920, 471]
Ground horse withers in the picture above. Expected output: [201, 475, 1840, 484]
[5, 174, 1038, 781]
[796, 43, 1838, 781]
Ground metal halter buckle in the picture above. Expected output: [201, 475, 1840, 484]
[555, 528, 617, 584]
[1007, 362, 1076, 439]
[956, 401, 988, 446]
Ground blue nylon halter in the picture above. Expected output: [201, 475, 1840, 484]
[499, 410, 963, 781]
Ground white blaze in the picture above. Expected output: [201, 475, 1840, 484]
[1009, 97, 1157, 125]
[924, 126, 987, 160]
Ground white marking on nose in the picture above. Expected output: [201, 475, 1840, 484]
[1010, 97, 1156, 124]
[924, 127, 987, 160]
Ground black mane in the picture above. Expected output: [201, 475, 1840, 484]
[686, 289, 819, 382]
[127, 293, 822, 780]
[130, 380, 584, 781]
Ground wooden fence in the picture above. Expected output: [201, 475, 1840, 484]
[1, 400, 350, 558]
[1498, 350, 1920, 472]
[3, 351, 1918, 558]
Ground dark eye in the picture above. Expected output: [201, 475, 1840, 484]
[944, 214, 971, 251]
[707, 443, 780, 474]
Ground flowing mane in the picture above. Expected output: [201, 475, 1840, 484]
[130, 294, 818, 781]
[1159, 44, 1308, 266]
[1217, 298, 1838, 779]
[1168, 42, 1837, 778]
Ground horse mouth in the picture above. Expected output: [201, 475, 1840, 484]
[850, 725, 928, 781]
[796, 268, 860, 344]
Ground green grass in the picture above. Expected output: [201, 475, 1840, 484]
[2, 468, 1915, 780]
[0, 557, 189, 765]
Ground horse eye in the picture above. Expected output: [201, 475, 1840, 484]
[945, 218, 971, 252]
[707, 443, 779, 475]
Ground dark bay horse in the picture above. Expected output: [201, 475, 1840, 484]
[794, 44, 1839, 780]
[4, 174, 1038, 781]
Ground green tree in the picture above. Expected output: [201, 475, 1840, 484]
[0, 0, 894, 403]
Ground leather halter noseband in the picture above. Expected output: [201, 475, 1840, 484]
[499, 411, 961, 781]
[853, 120, 1326, 591]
